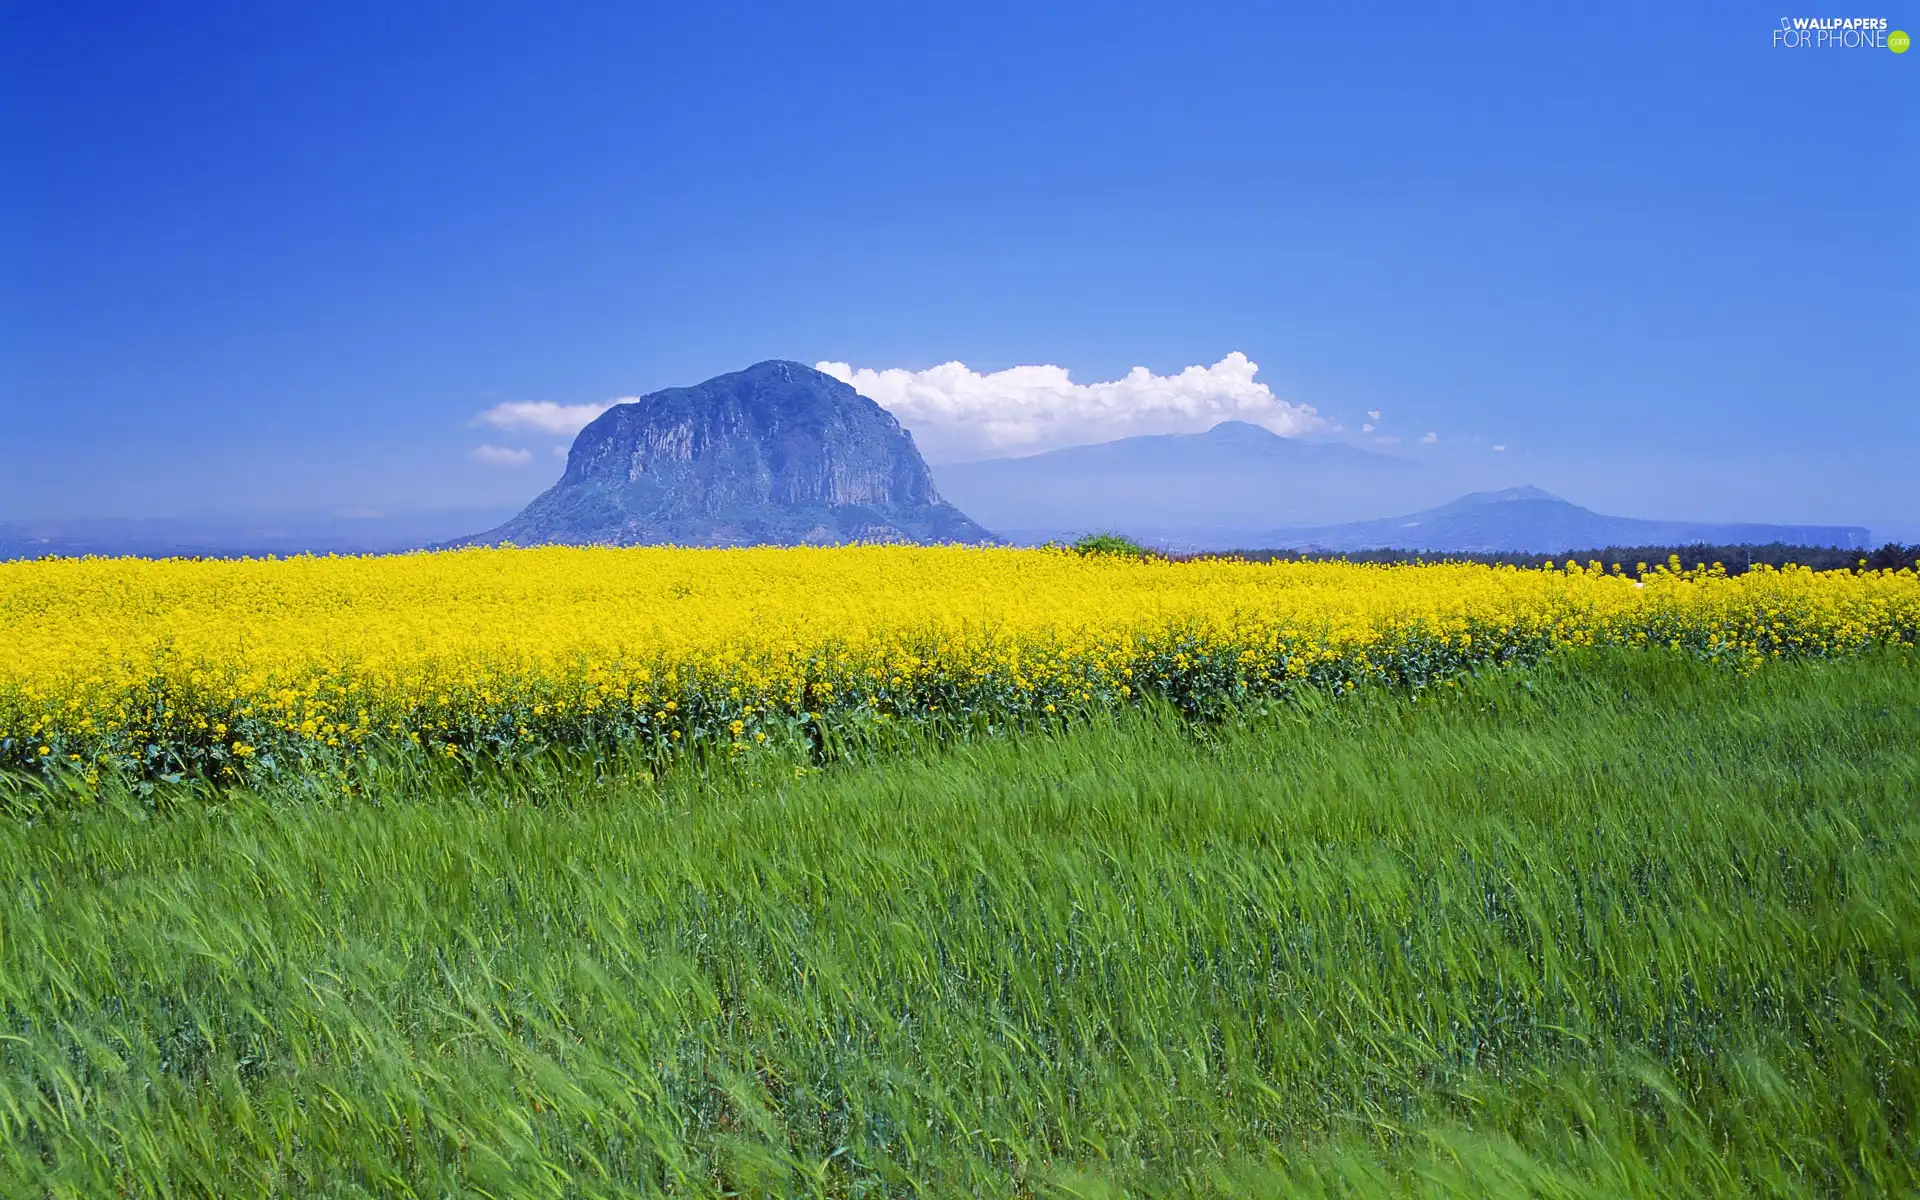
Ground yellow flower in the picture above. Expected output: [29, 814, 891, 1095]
[0, 545, 1911, 781]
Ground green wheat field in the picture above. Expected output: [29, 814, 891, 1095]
[3, 649, 1916, 1197]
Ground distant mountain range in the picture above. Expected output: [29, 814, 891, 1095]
[929, 422, 1871, 553]
[1231, 486, 1871, 554]
[3, 407, 1873, 560]
[464, 361, 992, 547]
[0, 508, 518, 561]
[932, 420, 1451, 542]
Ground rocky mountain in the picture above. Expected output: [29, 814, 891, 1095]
[931, 420, 1447, 546]
[1251, 486, 1872, 554]
[467, 361, 994, 547]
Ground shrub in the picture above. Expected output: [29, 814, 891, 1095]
[1070, 533, 1151, 559]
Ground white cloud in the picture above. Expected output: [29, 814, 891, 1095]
[815, 352, 1329, 462]
[1421, 431, 1439, 444]
[1492, 444, 1507, 452]
[1367, 409, 1382, 421]
[472, 444, 534, 467]
[476, 400, 624, 436]
[1361, 422, 1375, 434]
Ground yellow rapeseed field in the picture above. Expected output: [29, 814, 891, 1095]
[2, 546, 1916, 783]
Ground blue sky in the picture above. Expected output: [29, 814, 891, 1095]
[3, 2, 1915, 537]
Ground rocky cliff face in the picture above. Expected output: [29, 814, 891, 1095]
[469, 361, 995, 547]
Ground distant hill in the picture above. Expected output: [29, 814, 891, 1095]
[931, 421, 1445, 544]
[0, 508, 518, 560]
[464, 361, 993, 547]
[1250, 487, 1872, 554]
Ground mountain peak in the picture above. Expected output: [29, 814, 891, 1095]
[1460, 485, 1564, 505]
[1202, 420, 1284, 442]
[732, 359, 819, 382]
[931, 418, 1434, 539]
[467, 363, 995, 547]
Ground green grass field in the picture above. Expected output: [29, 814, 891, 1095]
[3, 650, 1917, 1197]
